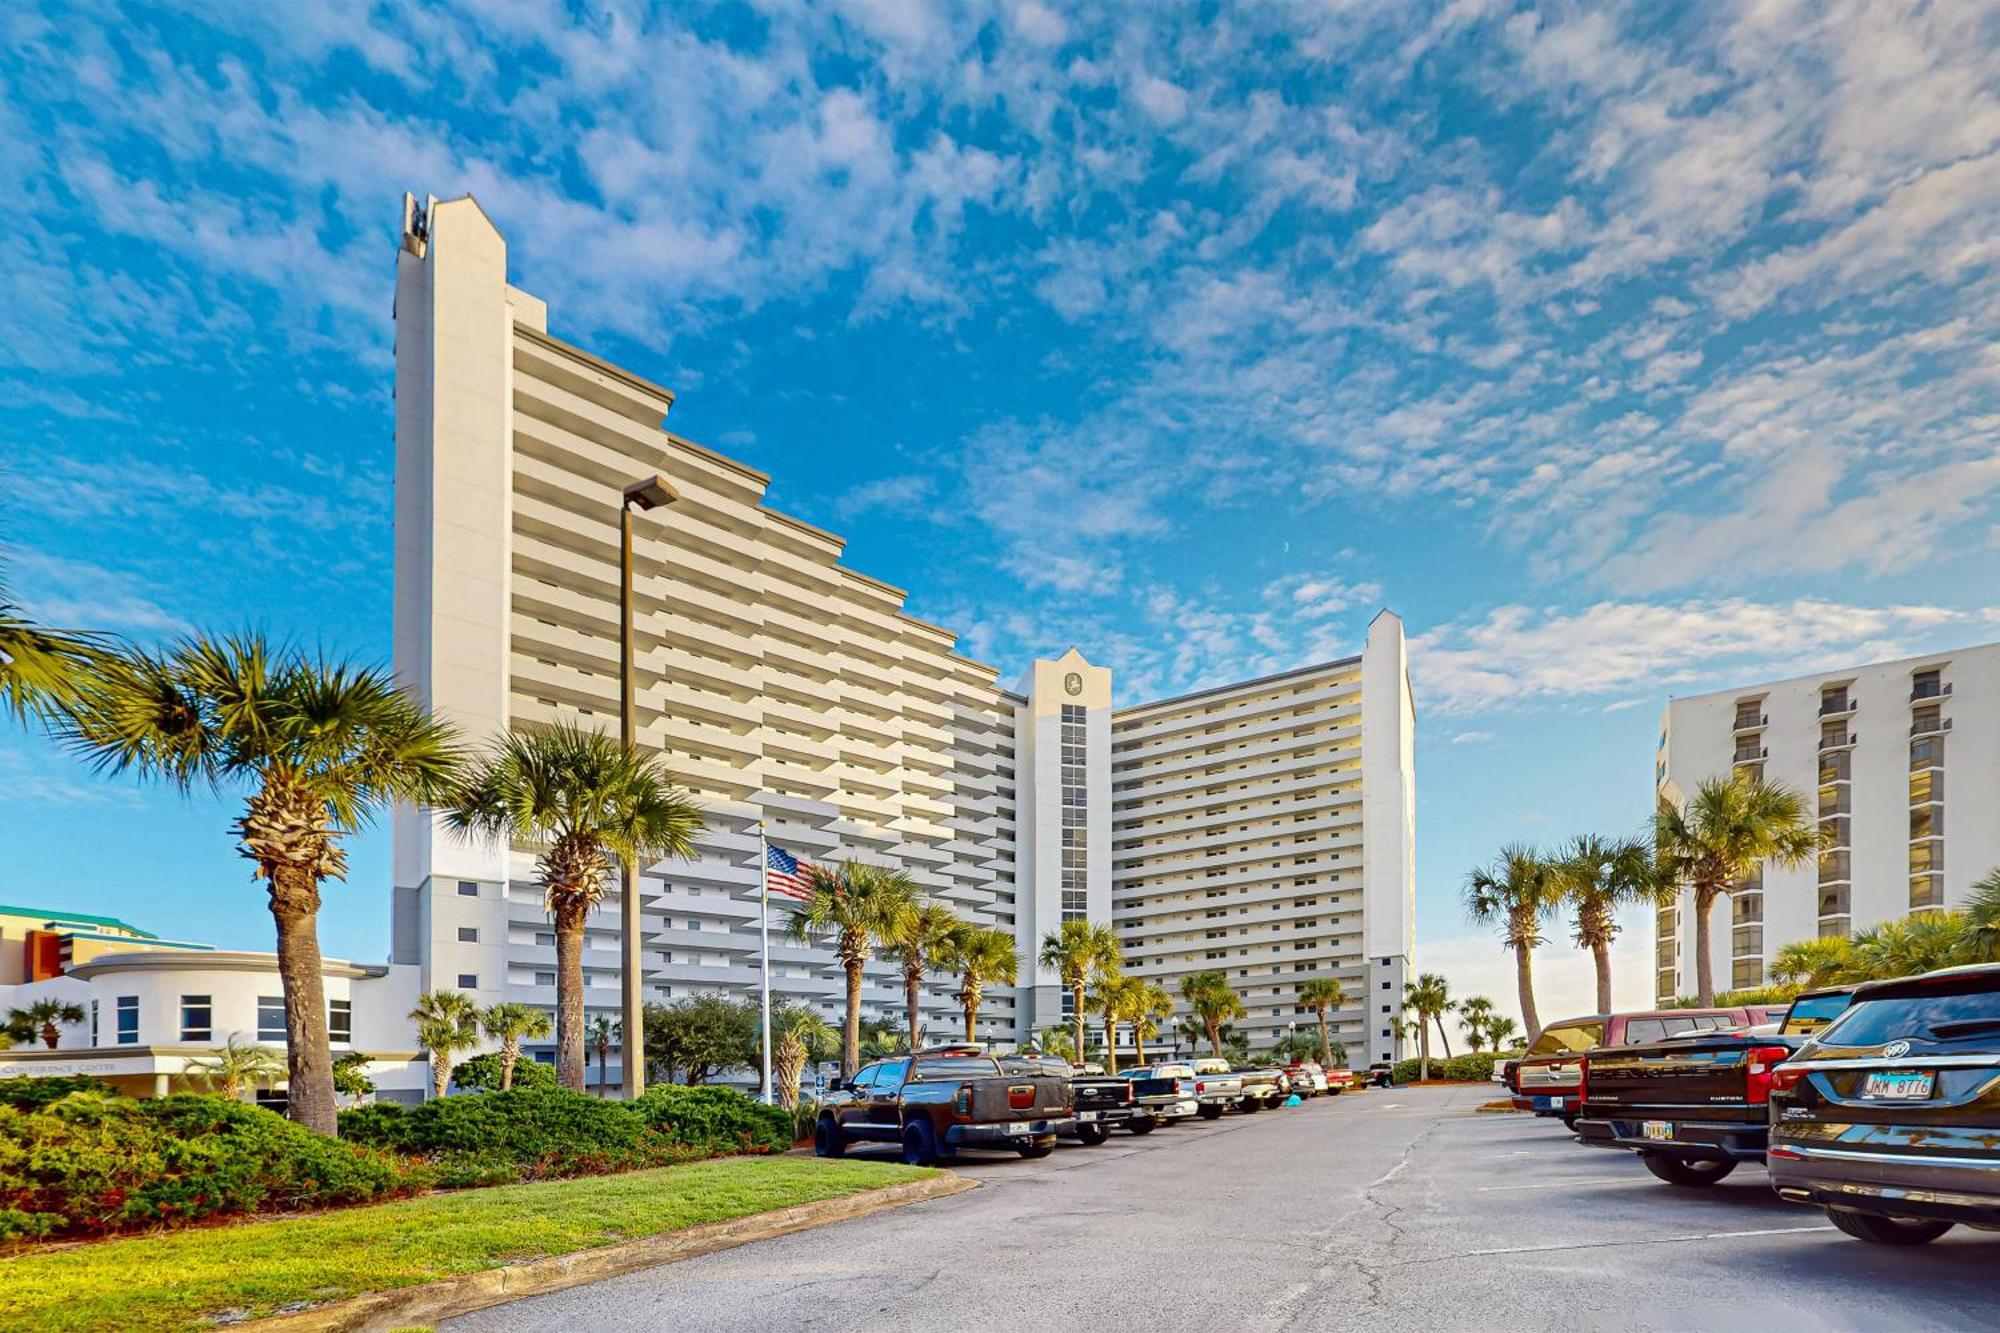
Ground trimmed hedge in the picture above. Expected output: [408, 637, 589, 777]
[0, 1093, 419, 1243]
[633, 1084, 792, 1153]
[0, 1075, 117, 1110]
[451, 1052, 559, 1093]
[1391, 1052, 1498, 1084]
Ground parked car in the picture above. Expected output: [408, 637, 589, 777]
[1322, 1066, 1358, 1094]
[1511, 1007, 1780, 1128]
[1233, 1064, 1291, 1111]
[998, 1054, 1149, 1144]
[1769, 964, 2000, 1245]
[1120, 1062, 1201, 1125]
[815, 1048, 1072, 1165]
[1186, 1058, 1246, 1117]
[1284, 1061, 1330, 1096]
[1573, 988, 1855, 1187]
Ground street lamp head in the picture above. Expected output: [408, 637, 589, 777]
[622, 475, 679, 511]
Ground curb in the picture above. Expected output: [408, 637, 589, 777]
[250, 1172, 979, 1331]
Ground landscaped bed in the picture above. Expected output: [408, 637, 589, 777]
[1, 1155, 931, 1332]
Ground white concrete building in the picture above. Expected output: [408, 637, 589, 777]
[1655, 642, 2000, 1001]
[391, 194, 1416, 1077]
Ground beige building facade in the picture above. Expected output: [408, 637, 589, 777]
[391, 195, 1415, 1077]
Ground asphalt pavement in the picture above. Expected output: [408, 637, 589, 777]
[446, 1084, 1998, 1332]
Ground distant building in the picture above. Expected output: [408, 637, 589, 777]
[391, 193, 1418, 1076]
[0, 903, 210, 984]
[1654, 642, 2000, 1000]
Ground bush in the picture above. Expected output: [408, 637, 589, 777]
[338, 1086, 694, 1184]
[1, 1093, 419, 1242]
[633, 1085, 792, 1153]
[451, 1053, 558, 1093]
[0, 1076, 116, 1110]
[1388, 1052, 1498, 1084]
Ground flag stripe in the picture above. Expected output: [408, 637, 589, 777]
[765, 843, 815, 901]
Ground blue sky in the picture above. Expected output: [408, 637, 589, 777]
[5, 1, 2000, 1029]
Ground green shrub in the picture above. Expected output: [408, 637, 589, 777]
[0, 1075, 116, 1110]
[633, 1084, 792, 1153]
[451, 1053, 558, 1093]
[340, 1087, 686, 1183]
[0, 1093, 419, 1242]
[336, 1102, 411, 1149]
[1387, 1052, 1498, 1083]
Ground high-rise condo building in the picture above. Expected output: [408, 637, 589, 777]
[391, 195, 1416, 1079]
[1654, 641, 2000, 1001]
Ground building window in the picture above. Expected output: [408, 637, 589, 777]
[535, 971, 556, 987]
[458, 926, 479, 943]
[258, 995, 286, 1042]
[116, 995, 138, 1044]
[88, 999, 98, 1047]
[457, 880, 479, 897]
[535, 931, 556, 947]
[457, 973, 478, 989]
[254, 1089, 289, 1115]
[180, 994, 212, 1043]
[328, 999, 353, 1046]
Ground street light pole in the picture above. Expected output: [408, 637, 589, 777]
[620, 475, 679, 1100]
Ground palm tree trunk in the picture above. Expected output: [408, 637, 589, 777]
[1593, 941, 1614, 1014]
[1693, 882, 1718, 1007]
[1103, 1016, 1116, 1073]
[1418, 1026, 1431, 1082]
[501, 1039, 518, 1092]
[432, 1052, 451, 1100]
[1072, 985, 1086, 1070]
[597, 1044, 608, 1093]
[1206, 1018, 1222, 1057]
[842, 958, 863, 1077]
[905, 968, 922, 1054]
[1435, 1014, 1453, 1060]
[963, 987, 980, 1041]
[1134, 1027, 1148, 1066]
[1513, 910, 1543, 1043]
[554, 900, 588, 1091]
[40, 1024, 57, 1050]
[1316, 1010, 1332, 1066]
[269, 866, 337, 1135]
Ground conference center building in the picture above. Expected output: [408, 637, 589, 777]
[390, 195, 1416, 1081]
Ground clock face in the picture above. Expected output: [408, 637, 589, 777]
[1064, 672, 1083, 696]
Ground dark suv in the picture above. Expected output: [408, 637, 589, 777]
[1769, 963, 2000, 1245]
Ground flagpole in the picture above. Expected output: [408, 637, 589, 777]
[758, 817, 774, 1105]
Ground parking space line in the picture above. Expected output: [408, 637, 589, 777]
[1458, 1224, 1835, 1257]
[1473, 1177, 1649, 1192]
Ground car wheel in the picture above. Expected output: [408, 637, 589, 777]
[1076, 1122, 1111, 1146]
[814, 1115, 847, 1159]
[1640, 1153, 1737, 1187]
[1827, 1209, 1955, 1246]
[1127, 1116, 1158, 1135]
[1327, 1087, 1342, 1096]
[1239, 1097, 1261, 1114]
[1018, 1142, 1054, 1159]
[1560, 1115, 1579, 1131]
[1198, 1103, 1224, 1120]
[900, 1119, 939, 1167]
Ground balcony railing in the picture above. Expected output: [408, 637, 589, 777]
[1911, 681, 1950, 702]
[1733, 712, 1768, 732]
[1819, 696, 1857, 716]
[1819, 731, 1856, 751]
[1733, 744, 1768, 763]
[1910, 716, 1952, 736]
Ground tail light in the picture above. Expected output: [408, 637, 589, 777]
[1577, 1056, 1589, 1106]
[952, 1086, 971, 1119]
[1177, 1078, 1192, 1096]
[1007, 1083, 1037, 1111]
[1769, 1066, 1809, 1094]
[1195, 1079, 1207, 1094]
[1744, 1045, 1791, 1104]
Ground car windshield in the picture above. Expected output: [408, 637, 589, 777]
[913, 1057, 1001, 1080]
[1816, 984, 2000, 1049]
[1528, 1021, 1603, 1054]
[1781, 992, 1852, 1035]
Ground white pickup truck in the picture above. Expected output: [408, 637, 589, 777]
[1189, 1058, 1247, 1118]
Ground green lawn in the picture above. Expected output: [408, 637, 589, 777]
[2, 1156, 931, 1332]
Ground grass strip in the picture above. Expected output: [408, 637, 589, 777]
[2, 1156, 929, 1332]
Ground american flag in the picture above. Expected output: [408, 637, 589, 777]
[765, 844, 815, 902]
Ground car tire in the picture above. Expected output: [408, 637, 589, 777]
[1640, 1152, 1737, 1187]
[1127, 1116, 1158, 1135]
[1198, 1103, 1224, 1120]
[1560, 1115, 1579, 1131]
[1327, 1087, 1342, 1096]
[1239, 1097, 1261, 1114]
[1076, 1122, 1112, 1146]
[900, 1119, 939, 1167]
[1827, 1209, 1955, 1246]
[1018, 1142, 1054, 1159]
[814, 1115, 847, 1159]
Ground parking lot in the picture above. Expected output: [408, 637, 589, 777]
[451, 1084, 1997, 1332]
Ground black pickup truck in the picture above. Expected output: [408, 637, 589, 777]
[1575, 988, 1854, 1186]
[815, 1048, 1073, 1165]
[1000, 1055, 1159, 1143]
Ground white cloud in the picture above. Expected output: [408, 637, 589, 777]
[1448, 730, 1493, 745]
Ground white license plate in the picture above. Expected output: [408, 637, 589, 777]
[1862, 1070, 1935, 1100]
[1077, 1110, 1100, 1122]
[1007, 1121, 1031, 1134]
[1642, 1120, 1674, 1141]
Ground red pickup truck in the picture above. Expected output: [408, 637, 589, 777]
[1508, 1006, 1783, 1128]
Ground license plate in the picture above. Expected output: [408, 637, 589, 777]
[1642, 1121, 1674, 1141]
[1862, 1070, 1935, 1100]
[1077, 1110, 1100, 1122]
[1007, 1121, 1031, 1134]
[1532, 1095, 1555, 1111]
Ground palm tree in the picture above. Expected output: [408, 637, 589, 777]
[8, 999, 85, 1050]
[938, 924, 1018, 1044]
[1403, 973, 1453, 1080]
[60, 633, 459, 1135]
[186, 1035, 286, 1101]
[411, 990, 481, 1100]
[785, 861, 920, 1076]
[883, 901, 962, 1054]
[1849, 912, 1975, 981]
[446, 720, 701, 1091]
[1298, 978, 1347, 1067]
[1465, 843, 1562, 1043]
[1179, 970, 1246, 1057]
[1456, 996, 1496, 1052]
[480, 1002, 552, 1091]
[1655, 775, 1827, 1006]
[1967, 867, 2000, 962]
[586, 1014, 619, 1092]
[1119, 979, 1175, 1066]
[1040, 919, 1122, 1066]
[1770, 935, 1856, 990]
[1087, 971, 1135, 1073]
[1033, 1025, 1076, 1062]
[331, 1050, 375, 1101]
[0, 559, 108, 724]
[1486, 1015, 1521, 1052]
[769, 1003, 836, 1109]
[1552, 833, 1669, 1013]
